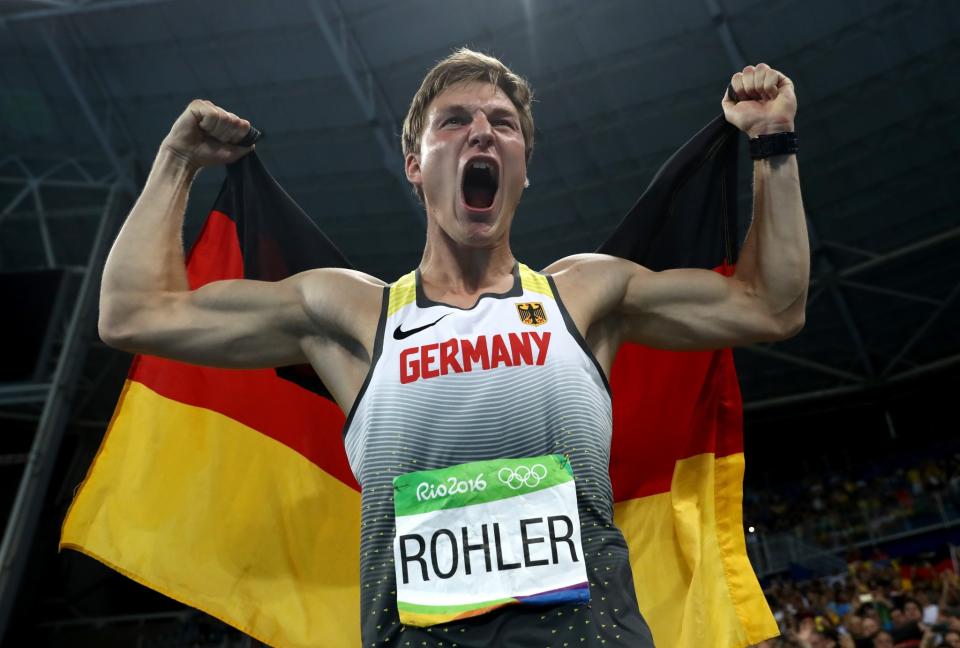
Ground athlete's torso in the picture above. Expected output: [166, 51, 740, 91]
[342, 262, 654, 647]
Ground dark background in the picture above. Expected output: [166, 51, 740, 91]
[1, 0, 957, 645]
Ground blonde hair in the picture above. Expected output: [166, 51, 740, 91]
[401, 48, 534, 198]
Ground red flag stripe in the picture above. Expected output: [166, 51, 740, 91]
[128, 209, 358, 491]
[608, 262, 744, 502]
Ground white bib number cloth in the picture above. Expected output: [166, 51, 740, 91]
[392, 454, 590, 627]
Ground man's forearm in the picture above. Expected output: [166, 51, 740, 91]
[100, 147, 199, 332]
[721, 62, 807, 327]
[734, 152, 810, 324]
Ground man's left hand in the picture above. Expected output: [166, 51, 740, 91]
[721, 63, 797, 138]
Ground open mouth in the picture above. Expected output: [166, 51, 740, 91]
[461, 158, 499, 210]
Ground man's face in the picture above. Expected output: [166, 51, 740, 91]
[861, 617, 879, 636]
[872, 631, 894, 648]
[945, 630, 960, 648]
[810, 633, 836, 648]
[406, 81, 527, 246]
[846, 615, 863, 634]
[904, 600, 922, 621]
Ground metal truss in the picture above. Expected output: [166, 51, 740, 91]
[835, 279, 945, 308]
[0, 155, 120, 270]
[0, 382, 53, 406]
[703, 0, 960, 410]
[525, 61, 956, 211]
[0, 13, 137, 641]
[834, 226, 960, 280]
[527, 0, 952, 176]
[883, 279, 960, 377]
[305, 0, 424, 227]
[741, 222, 960, 409]
[740, 351, 960, 411]
[705, 0, 875, 381]
[0, 180, 123, 639]
[39, 23, 139, 195]
[0, 0, 170, 24]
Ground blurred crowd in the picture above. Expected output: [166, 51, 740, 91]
[745, 450, 960, 547]
[751, 554, 960, 648]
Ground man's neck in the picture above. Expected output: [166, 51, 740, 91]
[418, 224, 516, 300]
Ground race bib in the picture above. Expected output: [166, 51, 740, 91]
[392, 454, 590, 627]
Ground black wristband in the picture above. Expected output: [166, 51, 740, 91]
[748, 131, 798, 159]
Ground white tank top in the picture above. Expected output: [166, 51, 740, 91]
[343, 261, 653, 647]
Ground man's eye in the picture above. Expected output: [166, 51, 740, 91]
[495, 119, 518, 129]
[443, 117, 464, 126]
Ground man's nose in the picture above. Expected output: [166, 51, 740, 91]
[468, 113, 494, 148]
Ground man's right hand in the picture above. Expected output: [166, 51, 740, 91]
[161, 99, 255, 170]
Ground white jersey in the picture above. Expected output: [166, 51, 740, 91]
[343, 261, 653, 647]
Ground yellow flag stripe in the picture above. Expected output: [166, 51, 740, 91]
[613, 453, 777, 648]
[61, 380, 361, 648]
[714, 453, 777, 640]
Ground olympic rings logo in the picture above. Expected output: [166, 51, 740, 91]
[497, 464, 547, 490]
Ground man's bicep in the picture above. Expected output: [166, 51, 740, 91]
[620, 266, 790, 350]
[121, 275, 313, 368]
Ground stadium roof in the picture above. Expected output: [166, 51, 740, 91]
[1, 0, 957, 410]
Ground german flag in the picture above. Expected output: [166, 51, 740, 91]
[600, 115, 778, 645]
[61, 114, 777, 647]
[60, 156, 362, 646]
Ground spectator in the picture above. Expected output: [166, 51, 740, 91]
[890, 607, 905, 628]
[915, 588, 939, 624]
[857, 616, 880, 648]
[889, 597, 924, 643]
[745, 443, 960, 545]
[829, 588, 854, 619]
[741, 439, 960, 647]
[870, 631, 894, 648]
[784, 615, 839, 648]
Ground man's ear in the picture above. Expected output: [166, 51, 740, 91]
[405, 153, 422, 188]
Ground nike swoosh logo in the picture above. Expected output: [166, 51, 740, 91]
[393, 314, 451, 340]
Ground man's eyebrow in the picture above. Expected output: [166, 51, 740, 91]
[434, 104, 518, 118]
[435, 104, 470, 115]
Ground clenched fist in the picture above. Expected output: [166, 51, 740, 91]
[161, 99, 255, 170]
[721, 63, 797, 138]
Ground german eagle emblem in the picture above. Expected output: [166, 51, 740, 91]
[516, 302, 547, 326]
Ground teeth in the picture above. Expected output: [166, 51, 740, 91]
[470, 160, 493, 171]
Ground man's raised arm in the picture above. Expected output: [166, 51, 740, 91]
[617, 63, 807, 351]
[549, 64, 808, 353]
[98, 100, 378, 369]
[724, 63, 808, 328]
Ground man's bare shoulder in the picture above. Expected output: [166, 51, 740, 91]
[541, 254, 635, 326]
[543, 253, 635, 289]
[296, 267, 386, 329]
[296, 267, 386, 284]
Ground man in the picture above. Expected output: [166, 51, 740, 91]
[99, 49, 807, 646]
[871, 630, 895, 648]
[787, 614, 841, 648]
[858, 615, 883, 648]
[892, 597, 926, 642]
[944, 629, 960, 648]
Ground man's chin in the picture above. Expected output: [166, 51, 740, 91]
[456, 203, 500, 236]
